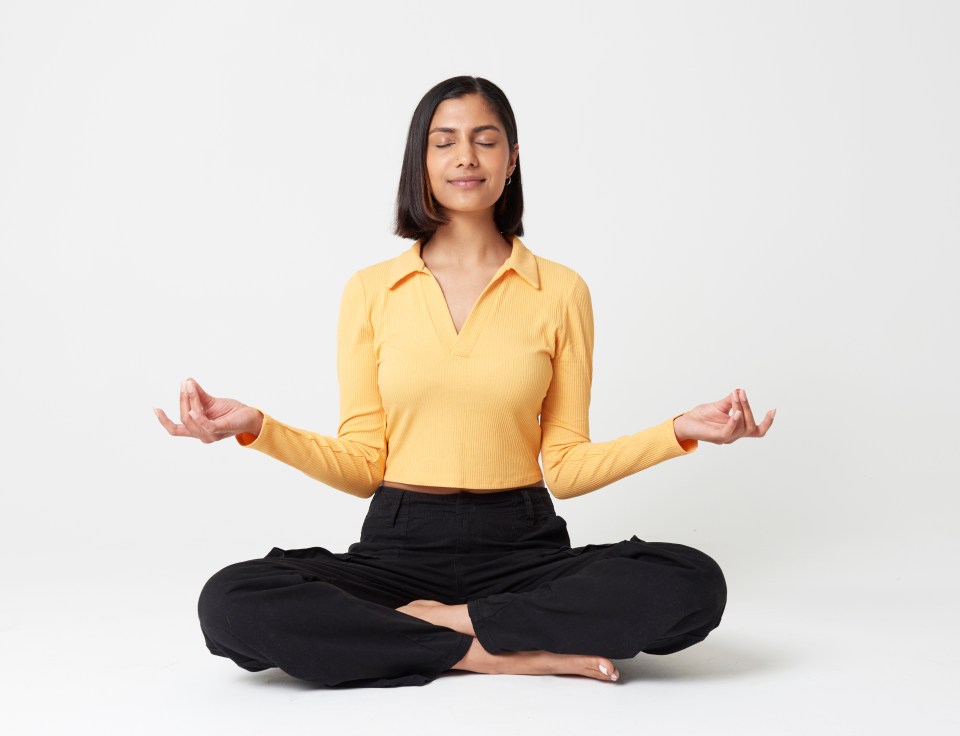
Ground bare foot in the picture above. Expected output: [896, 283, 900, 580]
[452, 637, 620, 682]
[395, 599, 475, 637]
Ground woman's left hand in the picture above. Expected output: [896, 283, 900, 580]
[673, 388, 776, 445]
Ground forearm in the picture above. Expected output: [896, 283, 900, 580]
[544, 416, 697, 500]
[236, 409, 384, 498]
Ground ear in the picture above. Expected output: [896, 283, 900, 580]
[509, 142, 520, 174]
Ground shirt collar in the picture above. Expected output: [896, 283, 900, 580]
[387, 234, 540, 290]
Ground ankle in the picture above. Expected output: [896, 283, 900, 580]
[452, 638, 498, 674]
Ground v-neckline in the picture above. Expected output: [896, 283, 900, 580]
[419, 241, 515, 355]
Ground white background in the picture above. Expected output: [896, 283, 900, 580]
[1, 0, 957, 733]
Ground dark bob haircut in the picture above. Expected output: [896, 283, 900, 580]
[394, 76, 523, 241]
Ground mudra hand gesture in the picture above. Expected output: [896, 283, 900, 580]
[154, 378, 263, 443]
[673, 388, 776, 445]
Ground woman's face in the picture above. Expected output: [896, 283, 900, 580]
[425, 94, 519, 218]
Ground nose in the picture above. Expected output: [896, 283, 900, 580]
[456, 141, 479, 166]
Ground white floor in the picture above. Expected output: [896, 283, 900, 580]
[4, 557, 957, 735]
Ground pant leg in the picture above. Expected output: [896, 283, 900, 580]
[197, 545, 473, 689]
[464, 493, 727, 658]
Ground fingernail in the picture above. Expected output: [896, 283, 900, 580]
[188, 409, 197, 419]
[599, 664, 609, 675]
[611, 673, 619, 681]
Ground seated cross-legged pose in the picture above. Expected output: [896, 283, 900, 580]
[155, 75, 775, 689]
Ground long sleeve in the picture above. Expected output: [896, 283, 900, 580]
[234, 271, 386, 499]
[539, 275, 698, 500]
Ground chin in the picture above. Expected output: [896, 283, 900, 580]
[446, 204, 498, 216]
[436, 195, 496, 210]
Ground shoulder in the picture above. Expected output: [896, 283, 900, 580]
[347, 259, 393, 290]
[339, 250, 403, 301]
[533, 254, 590, 300]
[522, 249, 593, 337]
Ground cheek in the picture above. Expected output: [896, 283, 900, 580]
[489, 154, 510, 176]
[425, 154, 445, 185]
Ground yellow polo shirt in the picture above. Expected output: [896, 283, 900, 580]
[237, 235, 697, 499]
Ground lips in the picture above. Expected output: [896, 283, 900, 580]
[449, 177, 485, 189]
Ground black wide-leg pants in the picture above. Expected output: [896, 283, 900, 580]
[197, 485, 727, 688]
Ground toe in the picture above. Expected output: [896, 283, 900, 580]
[596, 657, 619, 681]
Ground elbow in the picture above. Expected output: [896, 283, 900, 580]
[543, 468, 566, 499]
[353, 484, 379, 500]
[325, 445, 385, 500]
[317, 473, 381, 500]
[543, 466, 588, 501]
[357, 450, 386, 498]
[361, 466, 385, 499]
[346, 466, 382, 499]
[541, 440, 595, 501]
[545, 482, 587, 501]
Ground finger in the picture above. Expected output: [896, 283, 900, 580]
[179, 379, 204, 438]
[182, 411, 213, 442]
[738, 388, 758, 435]
[185, 381, 218, 443]
[721, 409, 742, 443]
[188, 377, 214, 404]
[188, 407, 222, 442]
[180, 381, 209, 440]
[188, 384, 221, 441]
[186, 379, 204, 415]
[179, 379, 192, 425]
[727, 390, 746, 441]
[754, 408, 776, 437]
[155, 407, 189, 437]
[180, 405, 207, 440]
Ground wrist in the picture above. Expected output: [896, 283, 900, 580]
[236, 408, 264, 446]
[673, 414, 687, 443]
[247, 408, 264, 437]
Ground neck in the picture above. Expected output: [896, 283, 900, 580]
[422, 214, 511, 269]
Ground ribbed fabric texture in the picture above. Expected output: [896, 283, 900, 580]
[236, 235, 697, 499]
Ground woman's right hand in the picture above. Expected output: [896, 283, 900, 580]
[154, 378, 263, 443]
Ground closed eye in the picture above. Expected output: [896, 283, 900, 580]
[436, 143, 496, 148]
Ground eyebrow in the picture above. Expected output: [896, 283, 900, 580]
[428, 124, 502, 135]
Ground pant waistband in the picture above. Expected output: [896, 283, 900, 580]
[372, 484, 553, 527]
[378, 483, 547, 502]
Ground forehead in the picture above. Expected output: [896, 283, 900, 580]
[429, 94, 501, 130]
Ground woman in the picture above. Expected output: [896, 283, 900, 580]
[155, 76, 775, 688]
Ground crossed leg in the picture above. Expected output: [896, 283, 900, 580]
[396, 600, 620, 681]
[198, 538, 723, 687]
[198, 546, 622, 687]
[397, 538, 727, 681]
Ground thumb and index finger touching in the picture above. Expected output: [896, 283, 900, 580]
[184, 377, 214, 402]
[720, 387, 778, 438]
[153, 377, 219, 436]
